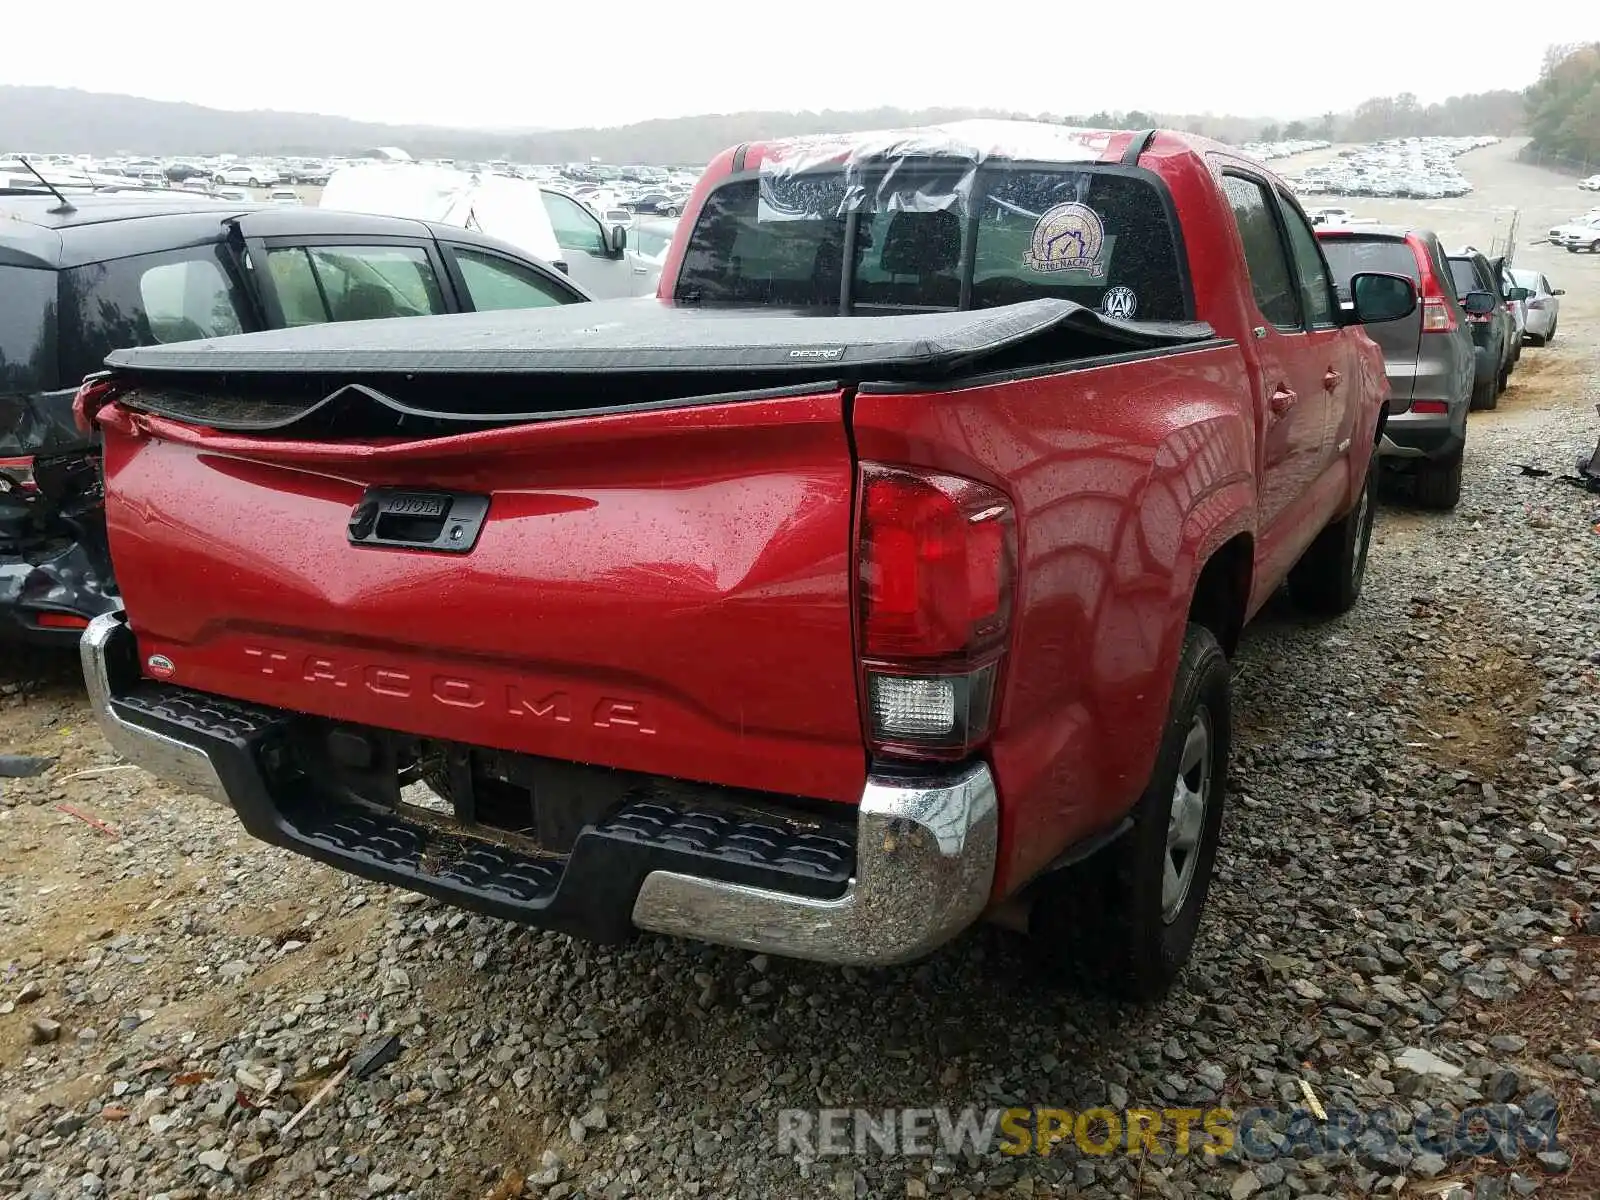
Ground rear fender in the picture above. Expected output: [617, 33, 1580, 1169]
[849, 345, 1257, 897]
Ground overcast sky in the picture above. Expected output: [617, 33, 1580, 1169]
[10, 2, 1600, 130]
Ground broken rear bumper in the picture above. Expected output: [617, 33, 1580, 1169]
[81, 612, 998, 966]
[1, 541, 121, 647]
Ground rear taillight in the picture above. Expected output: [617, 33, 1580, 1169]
[1406, 235, 1455, 334]
[72, 376, 123, 435]
[32, 612, 90, 631]
[856, 464, 1015, 760]
[0, 456, 37, 493]
[1412, 400, 1449, 415]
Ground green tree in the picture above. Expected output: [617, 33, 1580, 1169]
[1282, 120, 1308, 139]
[1259, 123, 1282, 142]
[1526, 42, 1600, 160]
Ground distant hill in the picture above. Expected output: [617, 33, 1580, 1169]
[0, 85, 1529, 166]
[0, 87, 1287, 164]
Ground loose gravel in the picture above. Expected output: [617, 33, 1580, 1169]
[3, 163, 1599, 1200]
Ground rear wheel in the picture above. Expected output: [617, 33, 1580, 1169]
[1470, 373, 1498, 411]
[1289, 451, 1377, 615]
[1032, 625, 1230, 1002]
[1548, 319, 1558, 344]
[1414, 450, 1463, 510]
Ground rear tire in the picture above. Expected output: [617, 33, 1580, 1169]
[1032, 625, 1230, 1003]
[1547, 320, 1557, 344]
[1414, 451, 1464, 510]
[1289, 451, 1377, 615]
[1470, 373, 1498, 411]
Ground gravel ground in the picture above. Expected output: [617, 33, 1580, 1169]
[2, 145, 1599, 1200]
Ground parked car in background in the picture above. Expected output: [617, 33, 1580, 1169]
[1499, 261, 1527, 368]
[1509, 268, 1562, 345]
[1549, 214, 1600, 252]
[211, 186, 250, 202]
[629, 191, 685, 217]
[1448, 250, 1520, 404]
[0, 191, 590, 646]
[213, 163, 279, 188]
[1318, 226, 1484, 508]
[1579, 174, 1600, 191]
[321, 164, 660, 298]
[266, 189, 302, 206]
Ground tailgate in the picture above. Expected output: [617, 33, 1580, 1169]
[98, 390, 867, 804]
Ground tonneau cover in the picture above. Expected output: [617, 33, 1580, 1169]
[106, 297, 1216, 379]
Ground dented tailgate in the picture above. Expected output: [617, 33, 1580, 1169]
[98, 391, 867, 804]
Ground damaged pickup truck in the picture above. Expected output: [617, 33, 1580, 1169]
[78, 122, 1416, 998]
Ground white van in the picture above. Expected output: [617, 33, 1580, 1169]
[318, 163, 658, 298]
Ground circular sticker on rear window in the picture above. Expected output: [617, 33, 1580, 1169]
[1024, 203, 1108, 277]
[1101, 286, 1138, 320]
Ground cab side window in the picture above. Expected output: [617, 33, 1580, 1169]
[451, 248, 579, 311]
[1276, 192, 1338, 328]
[1220, 174, 1300, 330]
[541, 192, 607, 256]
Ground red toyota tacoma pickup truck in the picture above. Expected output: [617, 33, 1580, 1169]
[76, 123, 1415, 999]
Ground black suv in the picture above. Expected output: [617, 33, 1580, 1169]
[1, 188, 591, 646]
[1446, 249, 1523, 410]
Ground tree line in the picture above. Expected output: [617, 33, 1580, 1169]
[1526, 42, 1600, 163]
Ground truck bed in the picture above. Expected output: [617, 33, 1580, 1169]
[104, 298, 1217, 434]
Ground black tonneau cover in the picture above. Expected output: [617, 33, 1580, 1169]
[107, 297, 1215, 378]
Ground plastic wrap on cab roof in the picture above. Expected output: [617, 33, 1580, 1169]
[753, 120, 1121, 220]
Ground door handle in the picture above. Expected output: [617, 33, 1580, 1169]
[1270, 386, 1298, 415]
[1323, 368, 1343, 390]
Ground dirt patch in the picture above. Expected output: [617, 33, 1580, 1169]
[1479, 342, 1600, 426]
[1400, 600, 1542, 778]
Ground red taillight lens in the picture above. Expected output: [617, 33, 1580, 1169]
[1412, 400, 1449, 415]
[859, 466, 1015, 659]
[857, 464, 1015, 760]
[33, 612, 90, 630]
[1407, 236, 1456, 334]
[72, 376, 122, 435]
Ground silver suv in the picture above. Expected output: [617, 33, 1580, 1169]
[1317, 226, 1489, 510]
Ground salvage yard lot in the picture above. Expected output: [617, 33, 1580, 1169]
[1, 138, 1598, 1200]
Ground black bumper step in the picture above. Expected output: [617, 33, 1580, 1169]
[109, 681, 855, 940]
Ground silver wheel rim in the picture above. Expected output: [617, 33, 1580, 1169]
[1162, 706, 1212, 924]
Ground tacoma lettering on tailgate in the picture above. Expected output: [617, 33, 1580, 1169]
[241, 647, 655, 733]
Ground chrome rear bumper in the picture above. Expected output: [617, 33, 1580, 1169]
[81, 613, 228, 804]
[632, 762, 998, 965]
[82, 611, 999, 966]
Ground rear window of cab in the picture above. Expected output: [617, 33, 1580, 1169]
[675, 167, 1189, 322]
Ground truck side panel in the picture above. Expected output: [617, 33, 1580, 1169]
[850, 343, 1257, 896]
[98, 391, 868, 805]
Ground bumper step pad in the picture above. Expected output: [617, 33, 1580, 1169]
[108, 680, 854, 940]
